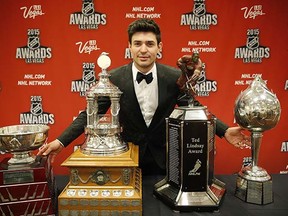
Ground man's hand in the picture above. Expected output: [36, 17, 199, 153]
[37, 139, 64, 163]
[224, 127, 251, 149]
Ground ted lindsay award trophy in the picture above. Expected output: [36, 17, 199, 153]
[153, 53, 226, 211]
[0, 124, 55, 215]
[58, 53, 142, 216]
[234, 75, 281, 205]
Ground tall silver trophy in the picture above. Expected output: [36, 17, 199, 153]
[153, 53, 226, 211]
[58, 53, 142, 215]
[234, 75, 281, 204]
[81, 52, 128, 155]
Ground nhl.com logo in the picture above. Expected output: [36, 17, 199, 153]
[69, 0, 107, 30]
[71, 62, 97, 96]
[20, 96, 55, 124]
[234, 29, 270, 63]
[180, 0, 218, 30]
[16, 29, 52, 63]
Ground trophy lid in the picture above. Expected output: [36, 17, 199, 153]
[86, 52, 122, 97]
[170, 106, 213, 121]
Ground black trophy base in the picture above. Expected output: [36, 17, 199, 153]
[235, 175, 273, 205]
[153, 178, 226, 212]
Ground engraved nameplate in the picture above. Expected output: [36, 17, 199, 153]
[3, 170, 34, 184]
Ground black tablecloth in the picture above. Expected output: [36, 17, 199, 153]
[55, 174, 288, 216]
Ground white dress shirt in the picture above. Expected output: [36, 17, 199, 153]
[132, 63, 158, 127]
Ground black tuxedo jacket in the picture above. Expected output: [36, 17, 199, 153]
[58, 62, 228, 170]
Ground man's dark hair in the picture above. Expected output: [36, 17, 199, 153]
[128, 19, 161, 44]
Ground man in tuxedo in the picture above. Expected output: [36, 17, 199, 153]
[38, 19, 250, 175]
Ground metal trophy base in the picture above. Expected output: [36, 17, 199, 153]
[58, 143, 142, 216]
[0, 156, 56, 215]
[154, 177, 225, 212]
[235, 168, 273, 205]
[153, 106, 225, 212]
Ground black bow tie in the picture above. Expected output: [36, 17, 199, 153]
[136, 72, 153, 84]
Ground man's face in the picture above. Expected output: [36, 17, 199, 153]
[129, 32, 162, 73]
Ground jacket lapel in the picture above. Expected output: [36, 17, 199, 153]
[121, 64, 148, 129]
[149, 64, 168, 129]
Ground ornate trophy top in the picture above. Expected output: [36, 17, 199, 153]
[234, 75, 281, 132]
[177, 52, 202, 107]
[86, 52, 121, 97]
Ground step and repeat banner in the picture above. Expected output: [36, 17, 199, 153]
[0, 0, 287, 175]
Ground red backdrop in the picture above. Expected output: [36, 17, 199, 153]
[0, 0, 287, 175]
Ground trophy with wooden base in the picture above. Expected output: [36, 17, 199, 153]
[58, 53, 142, 216]
[0, 124, 55, 215]
[153, 53, 225, 211]
[234, 76, 281, 205]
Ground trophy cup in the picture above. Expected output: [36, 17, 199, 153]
[58, 53, 142, 216]
[234, 75, 281, 205]
[153, 53, 225, 211]
[0, 124, 55, 215]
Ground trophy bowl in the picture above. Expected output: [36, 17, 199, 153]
[0, 124, 50, 165]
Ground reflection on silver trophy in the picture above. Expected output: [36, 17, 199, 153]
[234, 75, 281, 205]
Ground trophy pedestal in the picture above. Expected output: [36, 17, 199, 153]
[153, 106, 225, 212]
[235, 166, 273, 205]
[0, 156, 55, 215]
[58, 143, 142, 216]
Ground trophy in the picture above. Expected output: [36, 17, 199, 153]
[0, 124, 55, 215]
[234, 75, 281, 205]
[58, 53, 142, 216]
[153, 53, 226, 211]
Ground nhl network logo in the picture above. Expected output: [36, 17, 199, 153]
[69, 0, 107, 29]
[234, 29, 270, 63]
[16, 29, 52, 63]
[180, 0, 218, 30]
[71, 62, 97, 96]
[20, 96, 55, 124]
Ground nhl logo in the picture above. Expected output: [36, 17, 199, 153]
[30, 101, 43, 116]
[82, 69, 96, 83]
[82, 0, 95, 16]
[28, 36, 40, 50]
[246, 36, 259, 50]
[193, 1, 206, 17]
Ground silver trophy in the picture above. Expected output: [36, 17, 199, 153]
[234, 75, 281, 204]
[81, 53, 128, 155]
[0, 124, 55, 215]
[0, 124, 49, 165]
